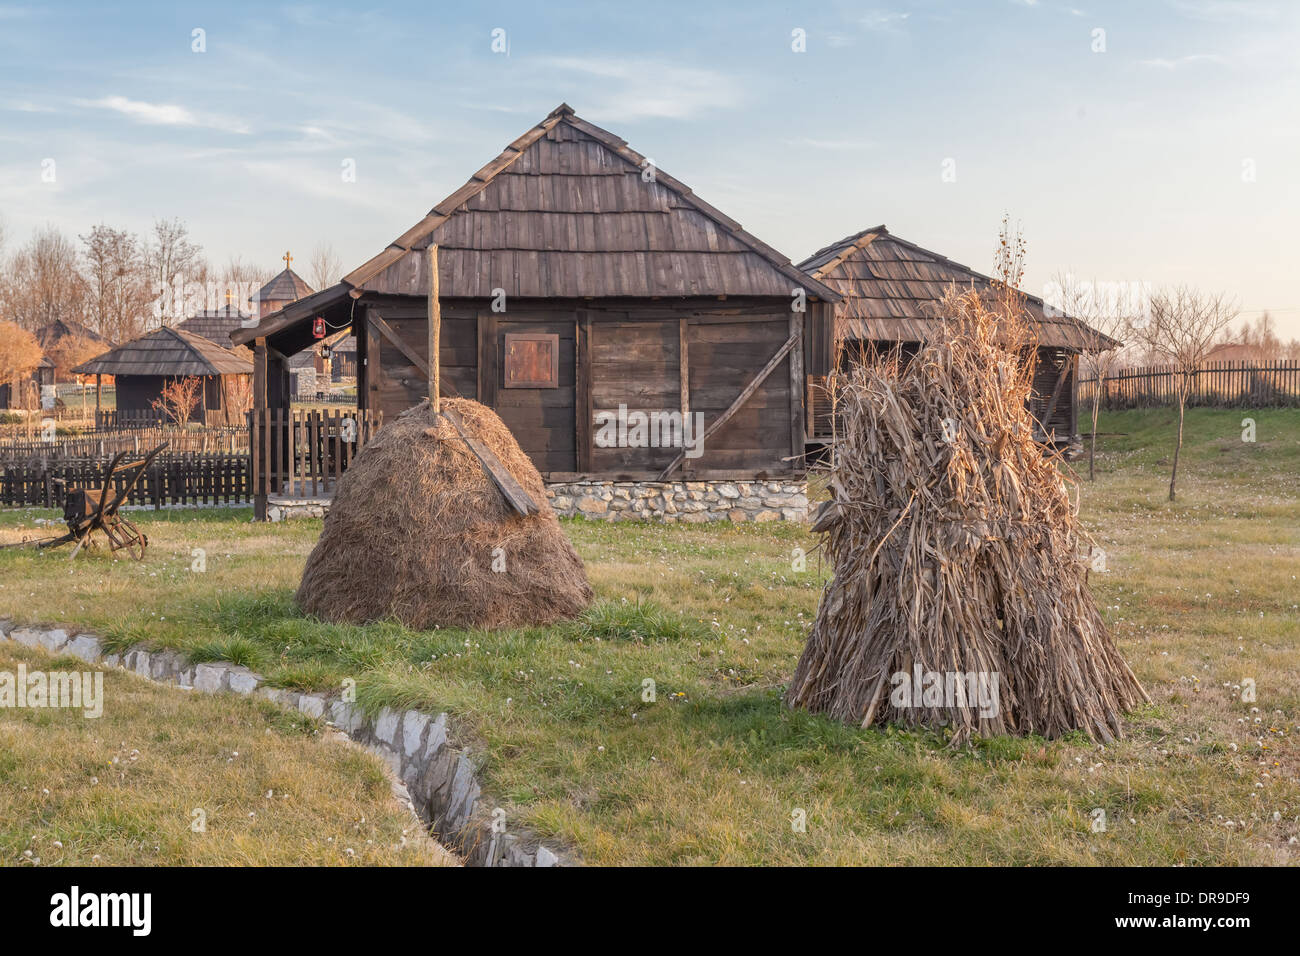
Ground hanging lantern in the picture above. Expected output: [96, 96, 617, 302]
[313, 317, 326, 338]
[320, 343, 332, 360]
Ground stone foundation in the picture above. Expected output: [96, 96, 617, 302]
[546, 479, 809, 523]
[266, 497, 330, 522]
[263, 480, 811, 524]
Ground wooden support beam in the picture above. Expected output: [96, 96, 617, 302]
[252, 338, 268, 521]
[657, 329, 801, 480]
[367, 309, 459, 397]
[477, 311, 497, 406]
[575, 311, 592, 472]
[428, 244, 441, 413]
[789, 312, 805, 463]
[679, 317, 690, 478]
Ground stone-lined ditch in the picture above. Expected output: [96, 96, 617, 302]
[0, 619, 569, 867]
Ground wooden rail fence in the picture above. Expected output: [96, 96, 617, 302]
[1079, 360, 1300, 410]
[0, 453, 251, 509]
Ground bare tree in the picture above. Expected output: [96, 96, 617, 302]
[1049, 272, 1133, 480]
[308, 242, 342, 291]
[219, 256, 273, 314]
[1129, 286, 1238, 501]
[145, 218, 205, 326]
[81, 224, 153, 343]
[152, 376, 203, 426]
[4, 225, 88, 331]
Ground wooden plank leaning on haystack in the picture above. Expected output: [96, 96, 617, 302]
[786, 285, 1148, 744]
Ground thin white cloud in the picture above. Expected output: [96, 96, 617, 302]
[784, 137, 875, 151]
[1139, 53, 1227, 69]
[861, 10, 911, 31]
[534, 58, 741, 120]
[79, 95, 251, 134]
[1169, 0, 1286, 22]
[2, 99, 55, 112]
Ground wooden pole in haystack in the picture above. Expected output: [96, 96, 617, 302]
[428, 243, 441, 414]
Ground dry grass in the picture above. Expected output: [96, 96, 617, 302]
[0, 641, 455, 866]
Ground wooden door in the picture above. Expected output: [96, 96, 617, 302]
[490, 314, 576, 474]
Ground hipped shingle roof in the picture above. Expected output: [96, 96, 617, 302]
[73, 326, 253, 377]
[800, 226, 1119, 351]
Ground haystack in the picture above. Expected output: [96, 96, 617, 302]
[786, 289, 1147, 743]
[296, 397, 592, 630]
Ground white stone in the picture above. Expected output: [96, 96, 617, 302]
[375, 707, 401, 745]
[331, 700, 364, 734]
[402, 710, 430, 757]
[535, 845, 560, 867]
[193, 662, 228, 693]
[10, 628, 43, 648]
[38, 629, 70, 652]
[65, 634, 102, 663]
[228, 670, 260, 695]
[716, 483, 740, 499]
[298, 694, 326, 718]
[423, 713, 449, 758]
[131, 651, 152, 676]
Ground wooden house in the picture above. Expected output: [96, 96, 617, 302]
[73, 326, 253, 426]
[799, 226, 1118, 445]
[233, 104, 839, 520]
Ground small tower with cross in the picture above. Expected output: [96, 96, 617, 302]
[252, 249, 315, 319]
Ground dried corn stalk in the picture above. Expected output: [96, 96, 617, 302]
[787, 288, 1147, 743]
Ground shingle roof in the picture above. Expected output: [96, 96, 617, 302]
[342, 103, 840, 302]
[72, 326, 254, 377]
[178, 307, 255, 348]
[800, 226, 1118, 351]
[35, 318, 111, 349]
[256, 269, 315, 305]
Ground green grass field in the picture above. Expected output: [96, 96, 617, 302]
[2, 407, 1297, 865]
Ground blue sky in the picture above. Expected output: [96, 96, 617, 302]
[2, 0, 1298, 334]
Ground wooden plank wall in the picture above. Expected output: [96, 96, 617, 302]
[360, 296, 804, 479]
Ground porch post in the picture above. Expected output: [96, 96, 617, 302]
[253, 337, 268, 520]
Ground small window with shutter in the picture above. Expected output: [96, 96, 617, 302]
[503, 333, 560, 388]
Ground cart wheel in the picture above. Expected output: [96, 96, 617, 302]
[128, 532, 148, 561]
[114, 518, 147, 561]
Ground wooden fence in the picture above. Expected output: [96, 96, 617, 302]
[1079, 360, 1300, 410]
[0, 427, 248, 460]
[0, 453, 251, 509]
[250, 407, 382, 503]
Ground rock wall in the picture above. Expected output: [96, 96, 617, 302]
[546, 479, 809, 523]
